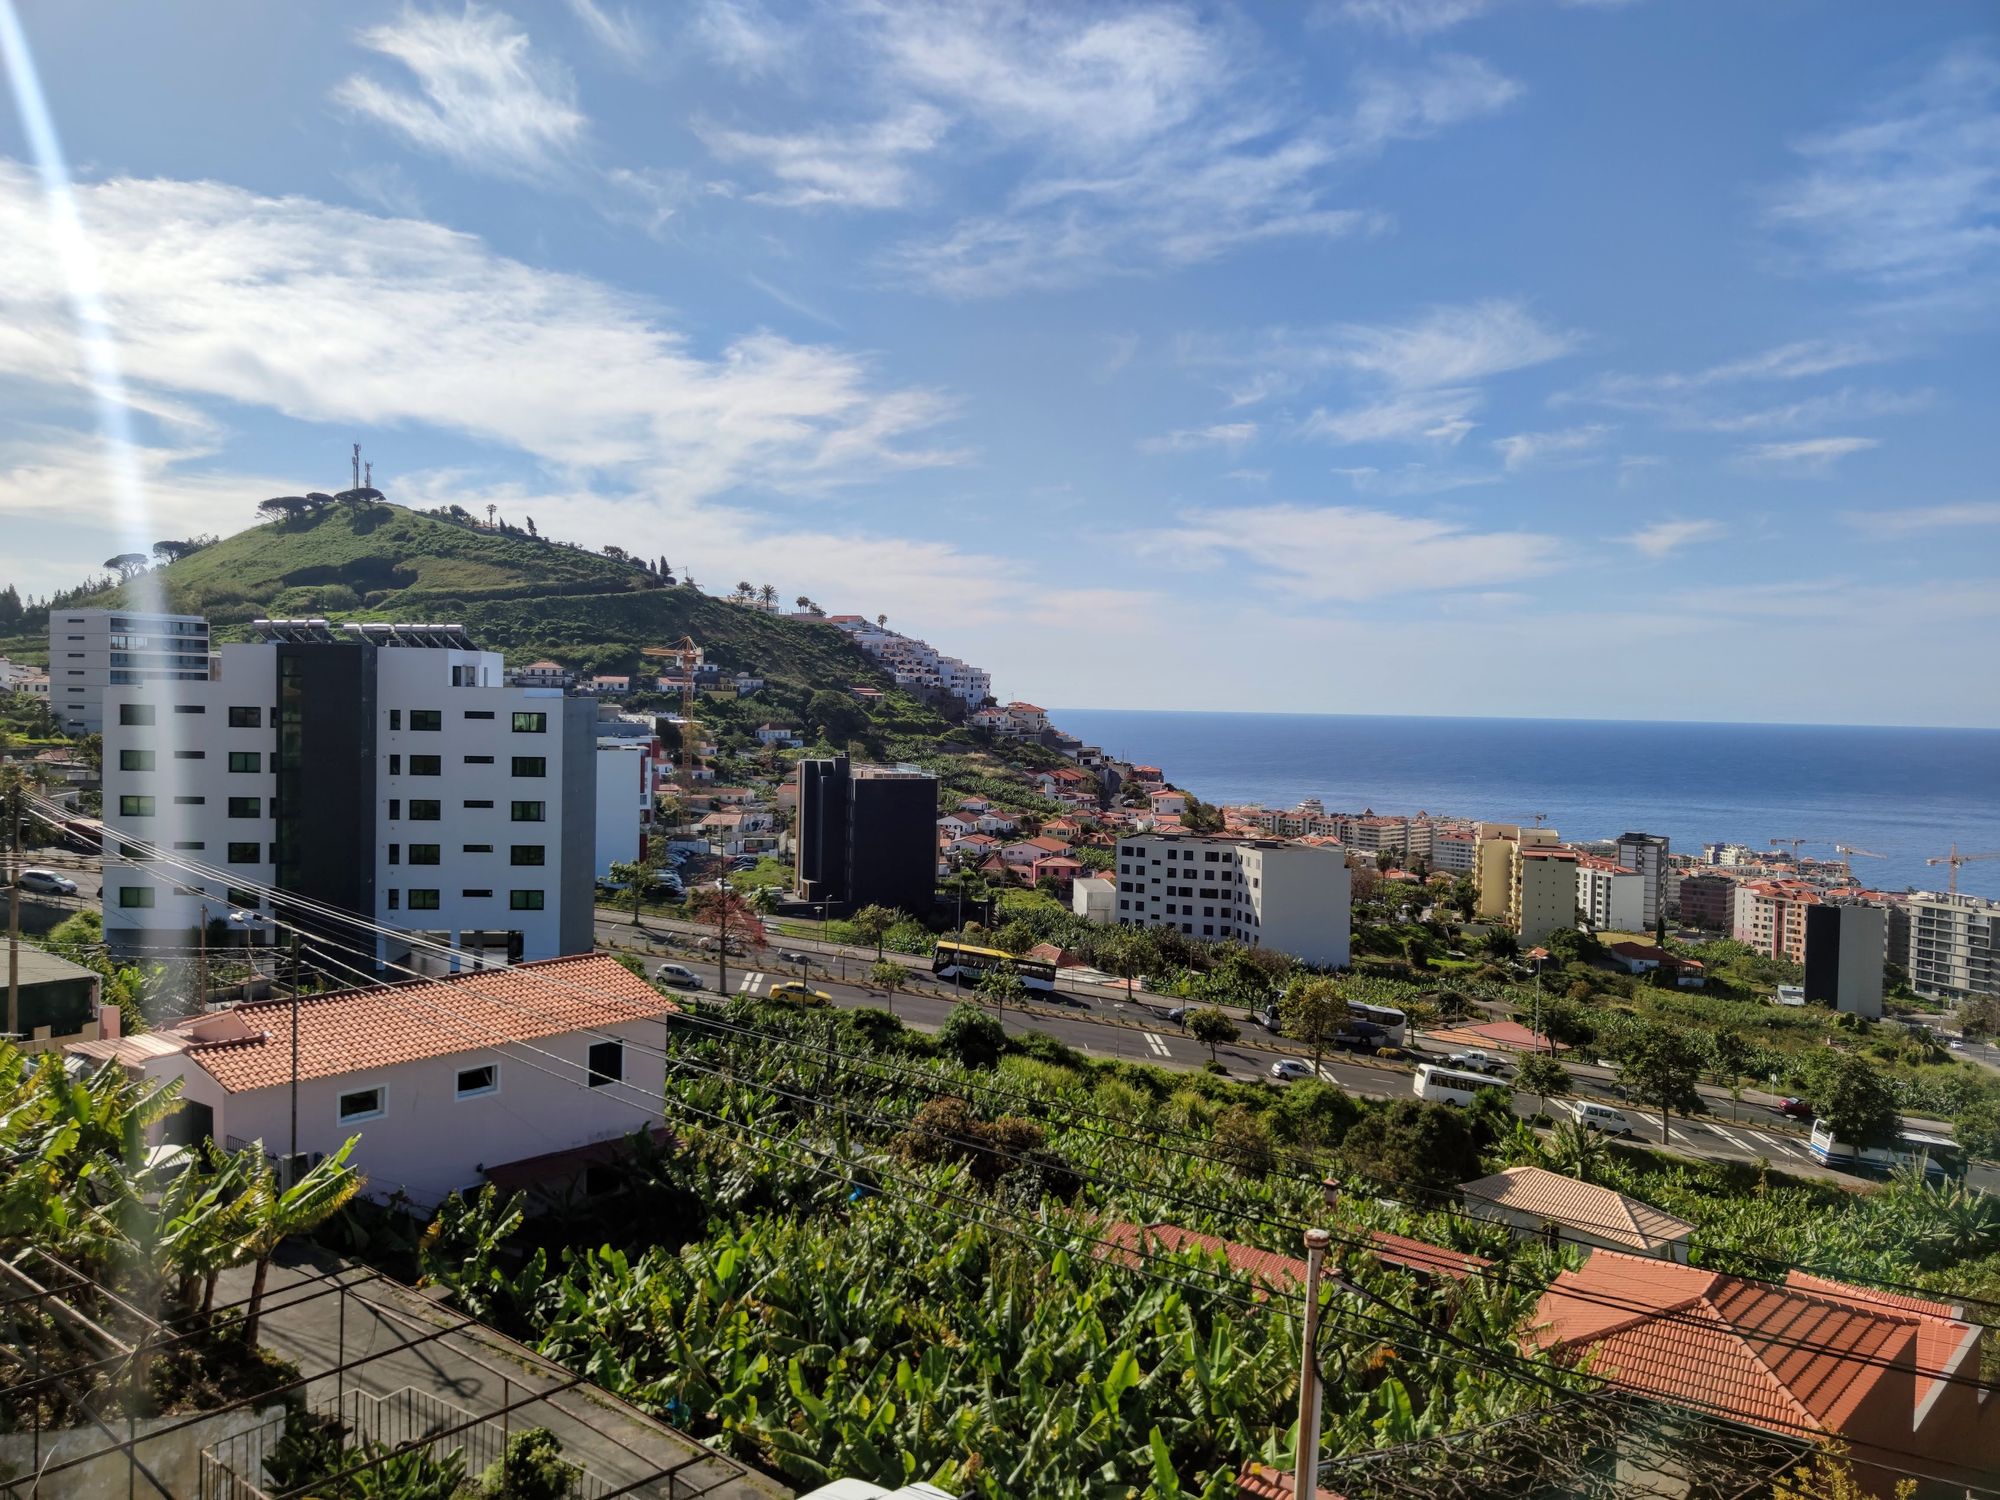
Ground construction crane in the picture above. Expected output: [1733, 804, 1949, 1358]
[1768, 838, 1816, 857]
[1833, 844, 1886, 860]
[1531, 812, 1549, 828]
[1926, 843, 2000, 896]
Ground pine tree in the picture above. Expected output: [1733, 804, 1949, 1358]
[0, 584, 20, 629]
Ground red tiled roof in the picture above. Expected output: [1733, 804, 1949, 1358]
[1461, 1166, 1692, 1253]
[1363, 1228, 1492, 1282]
[176, 954, 674, 1094]
[1236, 1462, 1342, 1500]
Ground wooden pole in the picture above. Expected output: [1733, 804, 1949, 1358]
[1293, 1227, 1330, 1500]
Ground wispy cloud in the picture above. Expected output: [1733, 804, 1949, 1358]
[1842, 501, 2000, 535]
[1332, 463, 1502, 496]
[1139, 422, 1260, 453]
[1736, 436, 1879, 473]
[1621, 519, 1727, 558]
[334, 5, 587, 180]
[701, 107, 948, 209]
[1301, 388, 1481, 445]
[1324, 0, 1490, 40]
[1149, 502, 1564, 601]
[1767, 46, 2000, 282]
[564, 0, 649, 61]
[1492, 423, 1606, 470]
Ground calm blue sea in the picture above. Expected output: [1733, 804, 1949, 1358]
[1050, 710, 2000, 900]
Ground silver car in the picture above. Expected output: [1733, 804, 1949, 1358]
[17, 869, 78, 896]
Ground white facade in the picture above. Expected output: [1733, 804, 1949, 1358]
[826, 617, 993, 709]
[1071, 873, 1115, 924]
[1614, 832, 1670, 929]
[1576, 860, 1645, 932]
[1112, 833, 1351, 966]
[48, 607, 211, 735]
[100, 628, 594, 966]
[1907, 890, 2000, 1001]
[1430, 833, 1477, 874]
[594, 743, 654, 878]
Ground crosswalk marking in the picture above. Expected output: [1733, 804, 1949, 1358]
[1144, 1032, 1171, 1057]
[1704, 1122, 1758, 1155]
[737, 971, 766, 995]
[1317, 1064, 1341, 1085]
[1747, 1127, 1805, 1160]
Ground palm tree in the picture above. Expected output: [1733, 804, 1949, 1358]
[222, 1140, 362, 1345]
[758, 584, 777, 609]
[795, 595, 811, 612]
[875, 613, 888, 629]
[735, 580, 754, 602]
[1543, 1120, 1610, 1184]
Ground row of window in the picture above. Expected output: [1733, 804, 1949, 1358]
[384, 889, 545, 911]
[116, 704, 550, 733]
[118, 795, 261, 817]
[119, 749, 264, 772]
[389, 844, 544, 865]
[116, 885, 261, 908]
[389, 709, 545, 733]
[389, 800, 545, 821]
[334, 1044, 619, 1125]
[386, 755, 544, 776]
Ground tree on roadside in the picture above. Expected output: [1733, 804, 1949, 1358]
[1102, 929, 1146, 1009]
[869, 959, 905, 1015]
[1279, 976, 1345, 1076]
[853, 904, 895, 960]
[1514, 1053, 1571, 1118]
[977, 967, 1025, 1017]
[1617, 1025, 1704, 1143]
[1958, 995, 2000, 1041]
[936, 1002, 1005, 1069]
[1807, 1053, 1899, 1153]
[606, 855, 653, 927]
[1188, 1005, 1239, 1066]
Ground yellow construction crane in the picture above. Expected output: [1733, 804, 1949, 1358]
[1926, 843, 2000, 896]
[1768, 837, 1816, 857]
[1833, 843, 1885, 860]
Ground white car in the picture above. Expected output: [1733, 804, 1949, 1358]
[1445, 1049, 1510, 1077]
[16, 869, 78, 896]
[1270, 1058, 1315, 1081]
[1566, 1100, 1637, 1137]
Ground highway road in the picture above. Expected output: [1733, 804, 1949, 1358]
[592, 913, 1978, 1189]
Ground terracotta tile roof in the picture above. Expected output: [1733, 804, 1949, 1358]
[1526, 1250, 1941, 1441]
[173, 954, 675, 1094]
[1236, 1462, 1343, 1499]
[1781, 1271, 1962, 1322]
[1363, 1228, 1493, 1282]
[1098, 1221, 1486, 1290]
[1460, 1167, 1693, 1253]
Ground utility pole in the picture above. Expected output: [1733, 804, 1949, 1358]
[5, 780, 21, 1042]
[195, 903, 210, 1014]
[713, 842, 728, 1002]
[288, 930, 301, 1188]
[1293, 1227, 1331, 1500]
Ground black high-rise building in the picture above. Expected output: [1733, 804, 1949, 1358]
[795, 754, 937, 916]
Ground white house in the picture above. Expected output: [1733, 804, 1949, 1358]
[1071, 873, 1116, 924]
[1147, 789, 1188, 817]
[1459, 1166, 1694, 1261]
[755, 723, 803, 747]
[1576, 857, 1645, 933]
[66, 954, 672, 1208]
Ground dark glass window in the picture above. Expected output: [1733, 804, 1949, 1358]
[408, 844, 441, 865]
[511, 756, 546, 777]
[410, 755, 441, 776]
[410, 709, 442, 731]
[228, 751, 261, 773]
[409, 800, 441, 821]
[587, 1040, 622, 1088]
[227, 797, 261, 818]
[408, 889, 440, 911]
[509, 845, 545, 866]
[463, 710, 495, 720]
[464, 754, 494, 764]
[228, 706, 261, 728]
[117, 886, 154, 909]
[509, 889, 544, 911]
[389, 710, 402, 730]
[227, 842, 260, 863]
[510, 801, 545, 822]
[119, 703, 155, 726]
[511, 712, 547, 733]
[119, 795, 155, 816]
[120, 749, 154, 771]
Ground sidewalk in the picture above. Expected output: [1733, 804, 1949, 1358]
[221, 1247, 787, 1499]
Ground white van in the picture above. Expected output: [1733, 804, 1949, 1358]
[1566, 1100, 1637, 1137]
[1413, 1063, 1507, 1107]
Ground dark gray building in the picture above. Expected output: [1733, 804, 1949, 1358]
[1804, 902, 1886, 1018]
[795, 755, 937, 917]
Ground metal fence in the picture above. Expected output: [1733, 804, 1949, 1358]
[199, 1385, 620, 1500]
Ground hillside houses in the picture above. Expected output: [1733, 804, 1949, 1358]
[824, 616, 992, 709]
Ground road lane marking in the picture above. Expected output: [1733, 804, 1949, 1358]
[1144, 1032, 1171, 1057]
[1317, 1065, 1343, 1085]
[737, 972, 765, 995]
[1746, 1128, 1805, 1160]
[1704, 1122, 1758, 1155]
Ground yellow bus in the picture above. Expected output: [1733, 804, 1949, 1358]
[931, 940, 1056, 992]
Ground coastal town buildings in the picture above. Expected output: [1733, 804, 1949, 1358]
[48, 606, 212, 736]
[1614, 831, 1670, 929]
[1510, 844, 1580, 946]
[1803, 900, 1886, 1017]
[99, 620, 597, 966]
[1733, 878, 1819, 964]
[1575, 856, 1644, 933]
[1907, 890, 2000, 1002]
[1676, 872, 1737, 930]
[823, 616, 992, 710]
[1104, 833, 1351, 966]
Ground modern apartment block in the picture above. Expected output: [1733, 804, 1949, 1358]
[100, 620, 596, 968]
[48, 607, 211, 735]
[1575, 856, 1644, 933]
[1108, 833, 1351, 967]
[1803, 902, 1886, 1017]
[1475, 823, 1558, 922]
[1614, 831, 1670, 929]
[1732, 878, 1819, 964]
[795, 754, 938, 916]
[1907, 891, 2000, 1002]
[1511, 845, 1579, 946]
[593, 741, 657, 879]
[1676, 872, 1737, 930]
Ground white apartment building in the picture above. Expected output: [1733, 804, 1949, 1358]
[1107, 833, 1351, 967]
[1576, 857, 1644, 933]
[1430, 832, 1477, 874]
[1907, 890, 2000, 1001]
[1614, 832, 1670, 929]
[48, 607, 211, 735]
[1511, 845, 1580, 946]
[594, 741, 656, 878]
[100, 620, 596, 969]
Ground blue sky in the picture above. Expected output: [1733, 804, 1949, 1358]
[2, 0, 1996, 725]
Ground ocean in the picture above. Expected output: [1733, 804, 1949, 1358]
[1049, 710, 2000, 901]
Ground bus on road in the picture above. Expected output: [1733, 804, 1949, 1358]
[1807, 1120, 1962, 1179]
[1414, 1063, 1510, 1108]
[931, 940, 1057, 992]
[1346, 1002, 1407, 1047]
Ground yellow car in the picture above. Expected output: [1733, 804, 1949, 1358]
[768, 981, 832, 1006]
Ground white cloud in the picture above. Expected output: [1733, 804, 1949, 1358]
[1492, 423, 1606, 470]
[693, 0, 797, 75]
[333, 5, 587, 180]
[1767, 47, 2000, 282]
[1149, 502, 1564, 601]
[1842, 501, 2000, 535]
[700, 106, 948, 209]
[1139, 422, 1260, 453]
[1346, 55, 1522, 150]
[564, 0, 649, 60]
[1301, 388, 1480, 445]
[1620, 518, 1727, 558]
[1692, 386, 1931, 434]
[1326, 0, 1490, 40]
[1332, 463, 1502, 496]
[1736, 436, 1879, 473]
[0, 163, 962, 501]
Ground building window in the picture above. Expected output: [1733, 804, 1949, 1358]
[116, 841, 150, 861]
[337, 1086, 385, 1124]
[511, 712, 547, 733]
[407, 889, 440, 911]
[455, 1064, 498, 1099]
[463, 710, 494, 720]
[118, 705, 155, 728]
[228, 751, 261, 773]
[510, 801, 546, 823]
[174, 750, 204, 760]
[386, 889, 399, 910]
[119, 749, 154, 771]
[228, 706, 261, 728]
[463, 844, 493, 853]
[117, 886, 154, 908]
[173, 841, 204, 850]
[510, 845, 545, 866]
[410, 755, 442, 776]
[464, 754, 494, 764]
[510, 756, 546, 778]
[509, 889, 545, 911]
[227, 842, 260, 864]
[409, 844, 441, 865]
[388, 755, 401, 775]
[173, 705, 204, 715]
[409, 800, 441, 821]
[463, 888, 493, 898]
[226, 888, 260, 909]
[587, 1040, 623, 1088]
[119, 795, 155, 817]
[227, 797, 261, 818]
[409, 709, 443, 732]
[387, 844, 400, 865]
[389, 710, 402, 730]
[387, 799, 401, 820]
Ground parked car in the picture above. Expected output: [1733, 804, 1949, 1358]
[1258, 1009, 1283, 1034]
[1566, 1100, 1637, 1137]
[769, 981, 831, 1006]
[1270, 1058, 1314, 1081]
[1446, 1049, 1511, 1077]
[776, 949, 814, 966]
[1776, 1096, 1814, 1120]
[1165, 1006, 1191, 1025]
[15, 869, 78, 896]
[697, 936, 745, 956]
[655, 963, 704, 990]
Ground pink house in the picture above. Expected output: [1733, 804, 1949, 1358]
[1147, 788, 1188, 816]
